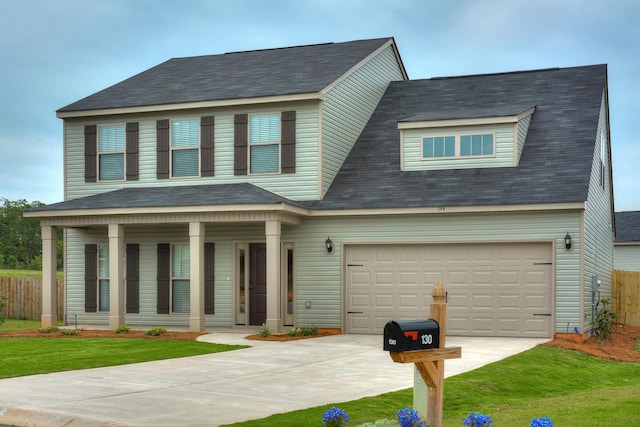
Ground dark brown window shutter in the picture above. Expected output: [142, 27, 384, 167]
[201, 116, 215, 177]
[204, 242, 215, 315]
[157, 243, 170, 314]
[126, 122, 139, 181]
[84, 125, 97, 183]
[281, 111, 296, 173]
[234, 114, 248, 175]
[156, 119, 170, 179]
[126, 244, 140, 314]
[84, 244, 98, 312]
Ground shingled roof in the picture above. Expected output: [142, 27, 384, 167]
[615, 211, 640, 243]
[315, 64, 607, 209]
[28, 183, 303, 212]
[58, 38, 396, 113]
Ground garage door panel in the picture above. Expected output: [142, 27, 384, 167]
[374, 271, 395, 285]
[374, 294, 394, 308]
[399, 272, 419, 284]
[472, 271, 495, 284]
[346, 243, 553, 337]
[399, 294, 420, 307]
[498, 295, 520, 308]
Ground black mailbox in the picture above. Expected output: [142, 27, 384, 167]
[383, 319, 440, 352]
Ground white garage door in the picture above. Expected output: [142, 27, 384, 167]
[345, 243, 553, 337]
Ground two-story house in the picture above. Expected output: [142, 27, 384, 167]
[27, 37, 614, 340]
[614, 211, 640, 272]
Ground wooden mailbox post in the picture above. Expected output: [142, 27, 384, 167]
[387, 282, 461, 427]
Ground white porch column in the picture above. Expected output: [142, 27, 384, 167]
[108, 224, 125, 330]
[189, 222, 205, 332]
[265, 219, 282, 333]
[41, 226, 58, 328]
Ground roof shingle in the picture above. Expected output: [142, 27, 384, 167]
[58, 38, 394, 112]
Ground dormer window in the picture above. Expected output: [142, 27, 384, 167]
[400, 106, 534, 171]
[422, 133, 494, 159]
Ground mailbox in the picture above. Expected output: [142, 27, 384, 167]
[383, 319, 440, 352]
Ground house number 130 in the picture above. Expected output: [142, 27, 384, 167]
[421, 334, 433, 345]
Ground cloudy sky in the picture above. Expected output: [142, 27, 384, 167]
[1, 0, 638, 210]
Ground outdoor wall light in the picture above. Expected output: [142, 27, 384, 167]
[325, 237, 333, 253]
[564, 233, 572, 250]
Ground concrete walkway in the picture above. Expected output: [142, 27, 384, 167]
[0, 332, 547, 426]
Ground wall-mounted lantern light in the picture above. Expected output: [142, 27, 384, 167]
[564, 233, 572, 250]
[325, 237, 333, 253]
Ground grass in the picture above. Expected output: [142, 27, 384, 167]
[222, 346, 640, 427]
[0, 268, 64, 280]
[0, 320, 248, 379]
[0, 318, 49, 332]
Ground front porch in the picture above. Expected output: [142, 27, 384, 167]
[34, 207, 304, 333]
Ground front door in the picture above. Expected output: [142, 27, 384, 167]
[249, 243, 267, 326]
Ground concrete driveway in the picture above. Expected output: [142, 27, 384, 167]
[0, 332, 547, 426]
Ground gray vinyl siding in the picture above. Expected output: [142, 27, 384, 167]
[321, 44, 405, 194]
[63, 101, 321, 202]
[614, 245, 640, 271]
[402, 124, 516, 171]
[64, 210, 583, 332]
[285, 211, 582, 332]
[582, 92, 615, 331]
[516, 114, 531, 165]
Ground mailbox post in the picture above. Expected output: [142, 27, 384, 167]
[383, 282, 461, 427]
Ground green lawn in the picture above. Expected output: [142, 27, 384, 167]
[0, 318, 248, 379]
[223, 346, 640, 427]
[0, 318, 53, 332]
[0, 269, 64, 280]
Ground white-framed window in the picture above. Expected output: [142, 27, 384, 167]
[600, 128, 607, 189]
[98, 124, 125, 180]
[98, 244, 110, 312]
[171, 119, 199, 177]
[422, 133, 495, 159]
[249, 113, 280, 173]
[171, 244, 190, 313]
[282, 242, 295, 326]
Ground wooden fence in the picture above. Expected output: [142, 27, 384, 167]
[613, 270, 640, 327]
[0, 277, 64, 321]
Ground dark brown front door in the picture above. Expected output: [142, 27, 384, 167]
[249, 243, 267, 326]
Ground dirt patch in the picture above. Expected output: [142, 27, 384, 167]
[0, 328, 206, 341]
[543, 323, 640, 362]
[245, 328, 342, 341]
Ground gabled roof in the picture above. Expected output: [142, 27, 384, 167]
[58, 38, 400, 114]
[316, 64, 608, 210]
[615, 211, 640, 243]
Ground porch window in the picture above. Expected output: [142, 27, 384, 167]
[98, 124, 125, 180]
[249, 113, 280, 173]
[171, 119, 199, 177]
[98, 245, 110, 311]
[283, 244, 295, 326]
[171, 244, 190, 313]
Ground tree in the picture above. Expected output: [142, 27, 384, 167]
[0, 198, 63, 270]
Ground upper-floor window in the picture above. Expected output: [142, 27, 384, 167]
[600, 128, 607, 189]
[249, 113, 280, 173]
[98, 125, 125, 180]
[422, 133, 494, 159]
[171, 119, 199, 177]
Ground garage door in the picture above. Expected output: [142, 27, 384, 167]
[345, 243, 553, 337]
